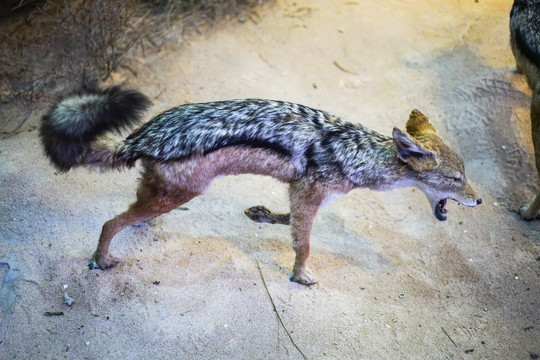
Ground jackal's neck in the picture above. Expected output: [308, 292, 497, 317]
[346, 135, 411, 191]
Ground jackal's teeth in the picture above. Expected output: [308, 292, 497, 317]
[434, 199, 448, 221]
[440, 199, 448, 213]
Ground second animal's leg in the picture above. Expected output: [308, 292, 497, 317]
[93, 181, 200, 269]
[521, 89, 540, 220]
[289, 181, 324, 285]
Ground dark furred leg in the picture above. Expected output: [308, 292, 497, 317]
[521, 89, 540, 220]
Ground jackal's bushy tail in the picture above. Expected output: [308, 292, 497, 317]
[40, 85, 151, 172]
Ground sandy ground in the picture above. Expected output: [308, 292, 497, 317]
[1, 0, 539, 358]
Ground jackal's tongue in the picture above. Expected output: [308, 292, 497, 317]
[434, 199, 448, 221]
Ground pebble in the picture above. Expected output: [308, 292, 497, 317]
[63, 292, 74, 306]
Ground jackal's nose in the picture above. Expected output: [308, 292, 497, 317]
[476, 198, 482, 205]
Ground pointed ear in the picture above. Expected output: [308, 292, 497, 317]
[392, 127, 439, 169]
[406, 109, 438, 137]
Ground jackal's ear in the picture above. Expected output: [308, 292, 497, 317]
[406, 109, 438, 137]
[392, 127, 439, 169]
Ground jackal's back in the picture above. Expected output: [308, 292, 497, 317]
[118, 99, 350, 165]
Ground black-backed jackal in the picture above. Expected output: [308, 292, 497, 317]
[40, 86, 481, 284]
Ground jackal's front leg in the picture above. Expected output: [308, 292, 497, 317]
[289, 181, 323, 285]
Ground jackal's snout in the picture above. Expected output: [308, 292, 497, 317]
[455, 182, 482, 207]
[429, 182, 482, 222]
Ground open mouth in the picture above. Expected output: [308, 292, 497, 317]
[434, 199, 448, 221]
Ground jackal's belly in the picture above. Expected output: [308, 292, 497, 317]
[149, 146, 299, 193]
[209, 146, 299, 180]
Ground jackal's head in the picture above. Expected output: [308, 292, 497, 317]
[392, 109, 482, 221]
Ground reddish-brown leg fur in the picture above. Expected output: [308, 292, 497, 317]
[93, 166, 201, 269]
[289, 180, 325, 285]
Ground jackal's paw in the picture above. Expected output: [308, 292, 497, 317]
[245, 205, 273, 222]
[292, 268, 318, 285]
[244, 205, 291, 225]
[92, 253, 119, 270]
[519, 204, 540, 221]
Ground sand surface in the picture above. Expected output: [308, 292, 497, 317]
[1, 0, 539, 358]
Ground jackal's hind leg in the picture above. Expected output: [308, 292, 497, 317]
[93, 184, 200, 269]
[244, 205, 291, 225]
[520, 89, 540, 220]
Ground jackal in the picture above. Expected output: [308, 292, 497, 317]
[40, 85, 481, 285]
[510, 0, 540, 220]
